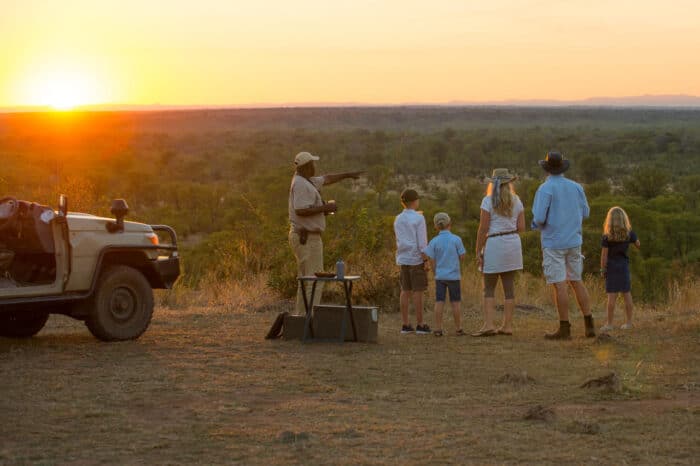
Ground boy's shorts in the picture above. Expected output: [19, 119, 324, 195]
[399, 264, 427, 292]
[435, 280, 461, 302]
[542, 246, 583, 284]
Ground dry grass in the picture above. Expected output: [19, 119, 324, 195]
[2, 278, 698, 465]
[159, 257, 691, 322]
[668, 275, 700, 314]
[156, 274, 282, 310]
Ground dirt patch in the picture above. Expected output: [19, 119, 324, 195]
[524, 405, 556, 422]
[277, 431, 312, 444]
[580, 372, 623, 393]
[565, 419, 601, 435]
[594, 333, 627, 346]
[254, 300, 294, 314]
[497, 371, 536, 385]
[557, 392, 700, 418]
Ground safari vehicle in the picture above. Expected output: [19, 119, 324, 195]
[0, 196, 179, 341]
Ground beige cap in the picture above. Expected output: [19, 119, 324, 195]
[294, 151, 319, 166]
[434, 212, 451, 228]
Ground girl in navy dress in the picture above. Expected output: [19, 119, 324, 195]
[599, 207, 641, 332]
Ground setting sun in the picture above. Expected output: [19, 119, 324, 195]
[22, 67, 103, 110]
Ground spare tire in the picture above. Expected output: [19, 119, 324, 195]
[0, 310, 49, 338]
[85, 265, 154, 341]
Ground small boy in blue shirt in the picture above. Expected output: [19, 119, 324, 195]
[423, 212, 466, 336]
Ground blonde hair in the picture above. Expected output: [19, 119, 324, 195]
[486, 182, 516, 217]
[603, 206, 632, 242]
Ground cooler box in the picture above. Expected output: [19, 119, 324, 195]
[311, 305, 379, 342]
[283, 314, 306, 340]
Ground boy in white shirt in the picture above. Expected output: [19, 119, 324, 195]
[393, 189, 431, 334]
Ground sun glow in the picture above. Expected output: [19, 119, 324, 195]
[23, 67, 104, 110]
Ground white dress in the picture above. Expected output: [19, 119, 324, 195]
[481, 195, 524, 274]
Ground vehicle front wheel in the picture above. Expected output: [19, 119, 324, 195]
[0, 311, 49, 338]
[85, 265, 154, 341]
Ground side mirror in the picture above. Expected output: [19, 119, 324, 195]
[106, 199, 129, 233]
[58, 194, 68, 217]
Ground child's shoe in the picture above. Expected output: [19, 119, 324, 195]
[599, 324, 614, 333]
[620, 323, 633, 330]
[433, 329, 444, 337]
[400, 324, 415, 334]
[416, 324, 431, 335]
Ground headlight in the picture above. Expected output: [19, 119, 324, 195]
[146, 232, 159, 245]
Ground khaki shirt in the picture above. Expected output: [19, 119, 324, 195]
[289, 175, 326, 232]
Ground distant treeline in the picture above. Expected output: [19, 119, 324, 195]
[1, 107, 700, 303]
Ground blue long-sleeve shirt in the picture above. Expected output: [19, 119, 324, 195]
[531, 174, 590, 249]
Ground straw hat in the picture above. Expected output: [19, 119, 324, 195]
[490, 168, 518, 183]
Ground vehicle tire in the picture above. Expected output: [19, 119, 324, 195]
[0, 311, 49, 338]
[85, 265, 154, 341]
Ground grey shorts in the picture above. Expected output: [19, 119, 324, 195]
[399, 264, 428, 292]
[542, 246, 584, 284]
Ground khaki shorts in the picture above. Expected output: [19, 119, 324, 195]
[399, 264, 428, 292]
[542, 246, 583, 284]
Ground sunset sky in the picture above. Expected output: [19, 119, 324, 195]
[1, 0, 699, 108]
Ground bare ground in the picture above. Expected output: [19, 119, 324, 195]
[1, 303, 698, 465]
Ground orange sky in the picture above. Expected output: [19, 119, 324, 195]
[1, 0, 699, 108]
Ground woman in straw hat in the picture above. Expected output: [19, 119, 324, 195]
[472, 168, 525, 337]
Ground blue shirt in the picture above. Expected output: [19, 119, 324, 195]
[531, 174, 590, 249]
[394, 209, 428, 265]
[423, 230, 466, 280]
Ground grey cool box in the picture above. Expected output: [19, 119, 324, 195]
[283, 306, 379, 342]
[312, 305, 379, 342]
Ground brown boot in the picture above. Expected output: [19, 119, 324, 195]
[545, 321, 571, 340]
[584, 315, 596, 338]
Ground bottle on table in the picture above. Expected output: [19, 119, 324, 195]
[336, 259, 345, 279]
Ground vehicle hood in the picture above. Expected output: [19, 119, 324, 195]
[66, 213, 152, 232]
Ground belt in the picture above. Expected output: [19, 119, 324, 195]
[487, 230, 518, 238]
[292, 228, 322, 235]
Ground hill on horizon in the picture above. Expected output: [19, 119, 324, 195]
[2, 94, 700, 114]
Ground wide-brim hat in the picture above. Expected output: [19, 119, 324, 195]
[490, 168, 518, 184]
[294, 151, 319, 166]
[538, 151, 570, 174]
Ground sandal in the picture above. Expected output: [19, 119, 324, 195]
[433, 330, 444, 337]
[455, 329, 466, 336]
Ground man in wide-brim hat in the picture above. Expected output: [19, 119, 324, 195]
[538, 150, 570, 174]
[531, 151, 596, 339]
